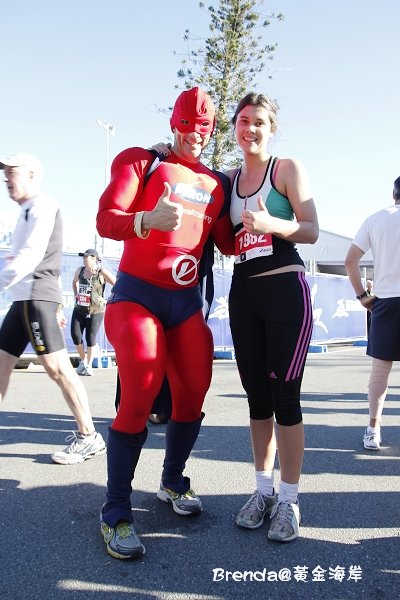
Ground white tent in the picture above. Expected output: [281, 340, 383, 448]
[297, 229, 373, 277]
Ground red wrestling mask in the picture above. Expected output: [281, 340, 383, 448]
[170, 87, 216, 136]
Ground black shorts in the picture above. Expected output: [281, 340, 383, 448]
[0, 300, 65, 357]
[108, 271, 203, 328]
[368, 297, 400, 361]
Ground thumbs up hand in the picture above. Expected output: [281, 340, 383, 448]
[142, 182, 183, 231]
[241, 195, 273, 234]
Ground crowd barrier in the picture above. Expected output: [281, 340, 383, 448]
[0, 250, 367, 356]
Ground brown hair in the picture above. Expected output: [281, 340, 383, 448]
[231, 93, 279, 134]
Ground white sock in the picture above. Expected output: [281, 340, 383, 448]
[367, 425, 379, 433]
[255, 470, 274, 496]
[278, 481, 299, 504]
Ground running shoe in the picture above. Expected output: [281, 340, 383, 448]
[76, 360, 87, 375]
[268, 500, 301, 542]
[363, 428, 382, 450]
[51, 431, 106, 464]
[236, 489, 277, 529]
[157, 483, 202, 515]
[100, 515, 145, 560]
[84, 365, 94, 376]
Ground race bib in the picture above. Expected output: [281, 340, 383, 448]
[77, 283, 91, 307]
[234, 228, 273, 264]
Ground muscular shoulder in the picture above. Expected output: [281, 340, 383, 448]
[110, 147, 155, 177]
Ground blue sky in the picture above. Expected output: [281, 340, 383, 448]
[1, 0, 399, 254]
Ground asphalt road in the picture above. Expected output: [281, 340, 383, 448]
[1, 346, 399, 600]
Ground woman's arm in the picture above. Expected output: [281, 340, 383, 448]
[101, 267, 116, 286]
[72, 267, 80, 296]
[242, 158, 319, 244]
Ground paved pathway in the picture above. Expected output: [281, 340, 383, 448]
[1, 346, 399, 599]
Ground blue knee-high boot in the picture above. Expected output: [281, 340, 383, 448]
[161, 413, 204, 494]
[101, 426, 148, 527]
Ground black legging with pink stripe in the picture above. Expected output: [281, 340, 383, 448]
[228, 271, 312, 425]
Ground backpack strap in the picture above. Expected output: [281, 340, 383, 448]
[143, 149, 168, 187]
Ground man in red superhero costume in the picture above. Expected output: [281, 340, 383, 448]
[96, 87, 234, 560]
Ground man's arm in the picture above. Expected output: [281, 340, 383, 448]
[345, 243, 375, 309]
[211, 211, 235, 256]
[96, 147, 183, 240]
[0, 199, 58, 292]
[56, 307, 67, 329]
[96, 150, 143, 240]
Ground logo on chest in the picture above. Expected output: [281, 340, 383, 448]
[172, 182, 214, 205]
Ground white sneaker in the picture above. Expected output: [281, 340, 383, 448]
[84, 366, 94, 376]
[363, 428, 381, 450]
[51, 431, 106, 464]
[76, 360, 87, 375]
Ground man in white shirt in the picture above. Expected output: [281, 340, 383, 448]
[0, 153, 105, 464]
[345, 175, 400, 450]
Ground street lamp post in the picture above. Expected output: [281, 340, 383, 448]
[96, 119, 115, 254]
[96, 120, 115, 358]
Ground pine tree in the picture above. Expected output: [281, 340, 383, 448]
[176, 0, 283, 170]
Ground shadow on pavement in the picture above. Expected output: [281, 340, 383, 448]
[0, 478, 398, 600]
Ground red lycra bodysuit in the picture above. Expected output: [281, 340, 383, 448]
[97, 147, 234, 433]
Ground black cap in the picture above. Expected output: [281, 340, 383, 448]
[78, 248, 100, 259]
